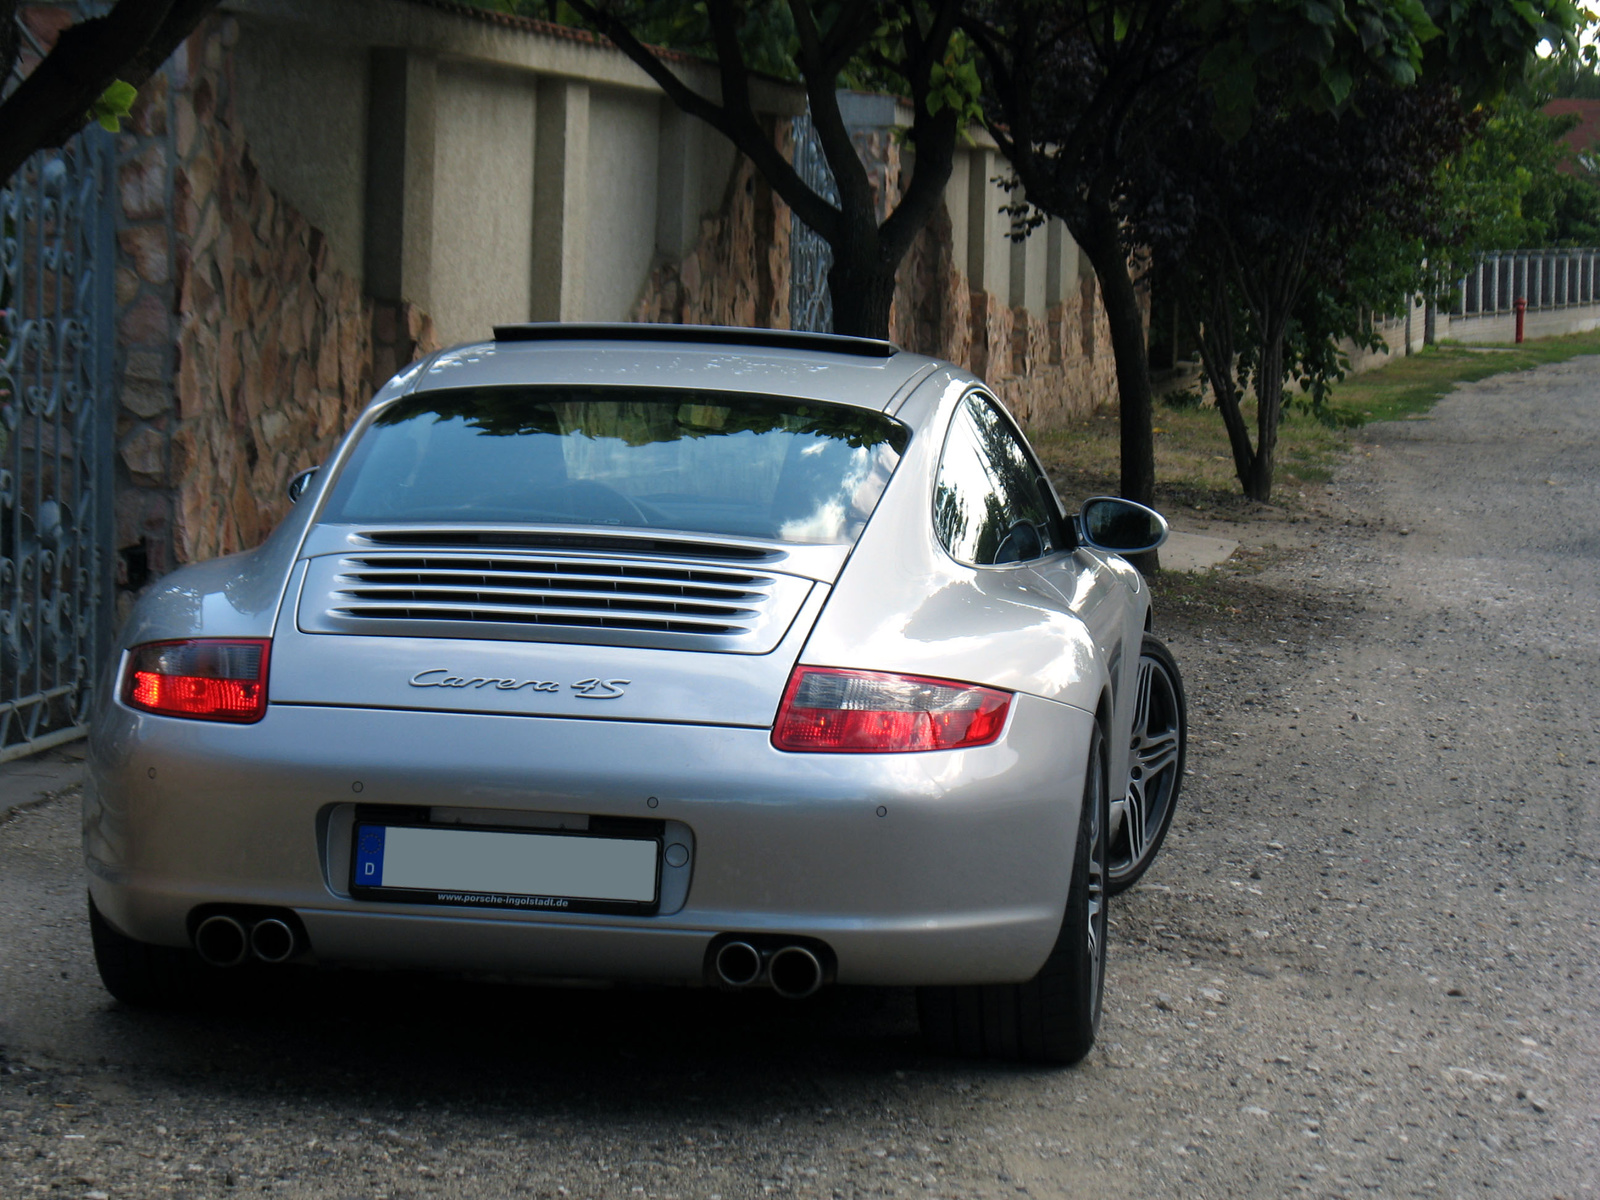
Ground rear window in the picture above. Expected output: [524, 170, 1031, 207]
[321, 387, 909, 546]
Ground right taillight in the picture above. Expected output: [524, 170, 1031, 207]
[123, 639, 271, 723]
[772, 666, 1011, 753]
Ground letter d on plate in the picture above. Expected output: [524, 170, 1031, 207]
[355, 825, 387, 885]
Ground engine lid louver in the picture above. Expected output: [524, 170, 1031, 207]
[297, 549, 815, 653]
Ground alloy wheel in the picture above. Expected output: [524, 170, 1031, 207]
[1109, 641, 1186, 892]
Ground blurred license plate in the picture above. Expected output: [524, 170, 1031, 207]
[351, 823, 660, 914]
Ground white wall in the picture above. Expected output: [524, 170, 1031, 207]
[231, 18, 369, 275]
[429, 62, 539, 346]
[224, 0, 798, 340]
[583, 89, 662, 321]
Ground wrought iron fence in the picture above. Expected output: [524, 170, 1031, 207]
[0, 13, 117, 761]
[789, 107, 836, 333]
[1453, 248, 1600, 316]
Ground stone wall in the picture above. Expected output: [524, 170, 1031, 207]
[984, 281, 1120, 428]
[109, 14, 411, 617]
[166, 18, 379, 565]
[633, 127, 1121, 431]
[99, 5, 1117, 613]
[630, 125, 793, 331]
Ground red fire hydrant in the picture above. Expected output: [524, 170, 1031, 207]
[1515, 296, 1527, 344]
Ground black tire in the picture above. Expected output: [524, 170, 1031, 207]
[1107, 634, 1187, 896]
[917, 723, 1109, 1065]
[88, 894, 207, 1007]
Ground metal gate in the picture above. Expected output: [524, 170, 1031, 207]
[789, 107, 836, 333]
[0, 39, 118, 760]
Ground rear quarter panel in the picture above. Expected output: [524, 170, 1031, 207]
[800, 372, 1109, 718]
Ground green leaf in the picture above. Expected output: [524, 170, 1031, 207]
[1302, 1, 1338, 28]
[89, 79, 138, 133]
[1323, 63, 1353, 105]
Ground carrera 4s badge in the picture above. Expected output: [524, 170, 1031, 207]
[408, 670, 630, 699]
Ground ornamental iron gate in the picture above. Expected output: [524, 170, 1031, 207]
[789, 108, 836, 333]
[0, 30, 118, 761]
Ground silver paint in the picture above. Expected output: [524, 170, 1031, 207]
[86, 333, 1158, 989]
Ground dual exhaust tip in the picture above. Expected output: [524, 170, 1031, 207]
[193, 914, 299, 967]
[713, 940, 825, 999]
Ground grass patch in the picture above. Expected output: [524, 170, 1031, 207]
[1322, 329, 1600, 424]
[1031, 331, 1600, 514]
[1031, 401, 1349, 517]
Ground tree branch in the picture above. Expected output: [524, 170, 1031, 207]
[564, 0, 842, 242]
[0, 0, 223, 186]
[785, 0, 875, 234]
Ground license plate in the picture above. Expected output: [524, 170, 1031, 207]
[350, 822, 660, 915]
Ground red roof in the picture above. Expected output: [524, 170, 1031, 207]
[1544, 99, 1600, 175]
[401, 0, 705, 67]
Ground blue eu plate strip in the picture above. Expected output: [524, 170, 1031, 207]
[354, 825, 386, 887]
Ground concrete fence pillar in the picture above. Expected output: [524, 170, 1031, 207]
[364, 48, 438, 308]
[965, 147, 1009, 298]
[1488, 254, 1499, 312]
[531, 78, 591, 321]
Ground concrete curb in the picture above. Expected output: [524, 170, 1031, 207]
[0, 745, 86, 825]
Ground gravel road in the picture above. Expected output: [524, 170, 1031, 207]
[2, 359, 1596, 1199]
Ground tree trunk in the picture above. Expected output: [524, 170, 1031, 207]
[1206, 360, 1258, 492]
[827, 255, 898, 341]
[1244, 336, 1285, 503]
[1078, 200, 1156, 509]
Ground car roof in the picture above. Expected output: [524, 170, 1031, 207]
[409, 324, 942, 413]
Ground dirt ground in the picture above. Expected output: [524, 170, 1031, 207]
[1, 359, 1596, 1199]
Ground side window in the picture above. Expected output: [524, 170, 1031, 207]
[933, 393, 1060, 566]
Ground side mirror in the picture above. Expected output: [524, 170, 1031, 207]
[995, 518, 1044, 564]
[287, 467, 319, 504]
[1075, 496, 1168, 555]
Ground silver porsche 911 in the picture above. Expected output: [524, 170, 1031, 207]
[85, 324, 1186, 1064]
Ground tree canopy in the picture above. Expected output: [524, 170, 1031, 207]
[967, 0, 1586, 508]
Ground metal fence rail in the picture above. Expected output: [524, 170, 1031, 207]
[789, 107, 837, 334]
[0, 8, 117, 762]
[1453, 248, 1600, 317]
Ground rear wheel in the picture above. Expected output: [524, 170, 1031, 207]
[89, 895, 206, 1008]
[1108, 634, 1187, 895]
[918, 723, 1109, 1064]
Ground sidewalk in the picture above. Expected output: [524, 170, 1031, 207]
[1162, 530, 1239, 572]
[0, 741, 86, 822]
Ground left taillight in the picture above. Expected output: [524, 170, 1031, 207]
[123, 639, 271, 723]
[772, 666, 1012, 753]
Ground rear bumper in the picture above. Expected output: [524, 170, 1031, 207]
[85, 695, 1093, 986]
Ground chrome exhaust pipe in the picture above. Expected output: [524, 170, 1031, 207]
[194, 915, 248, 967]
[768, 945, 823, 1000]
[714, 940, 762, 988]
[249, 918, 297, 964]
